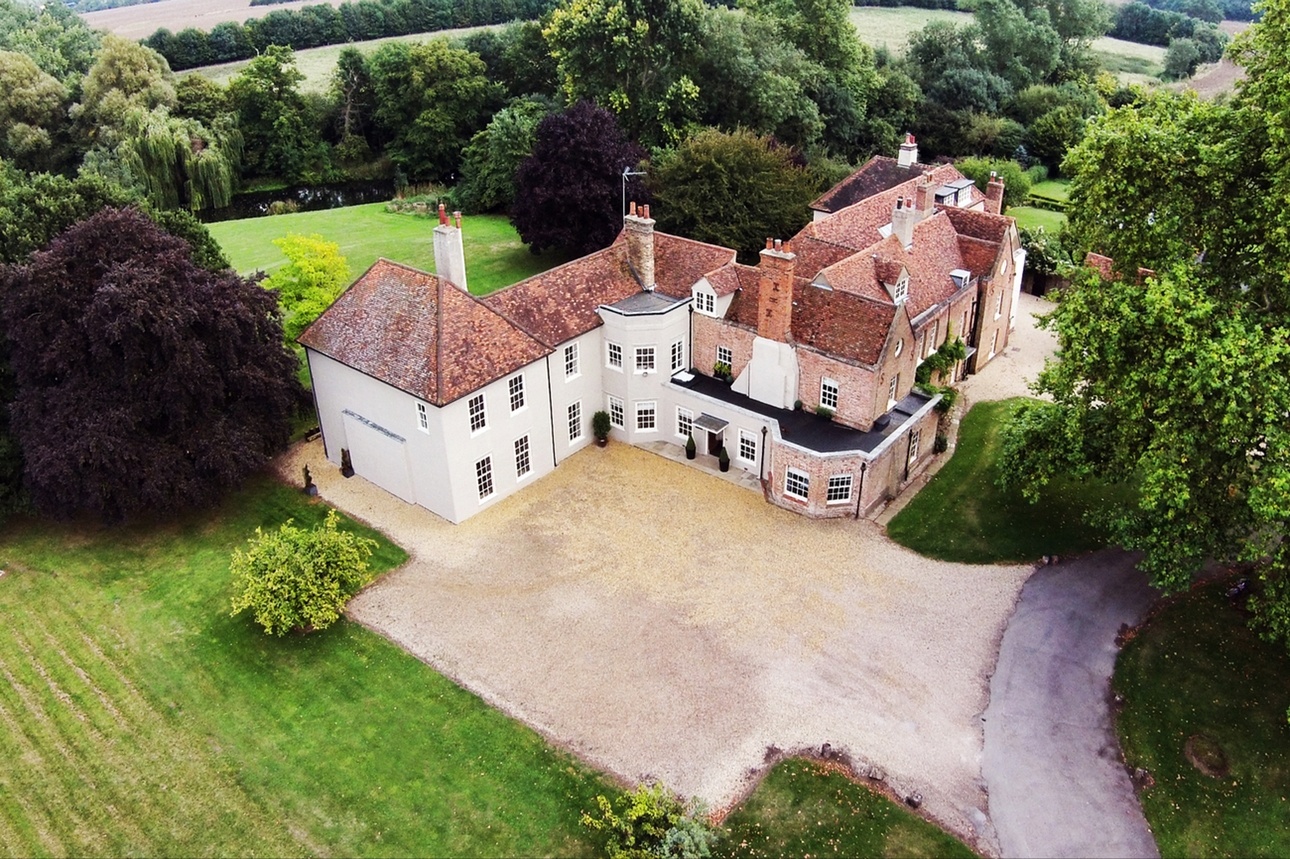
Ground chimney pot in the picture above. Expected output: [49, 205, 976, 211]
[774, 238, 782, 250]
[766, 237, 774, 249]
[453, 211, 462, 229]
[630, 201, 637, 216]
[642, 204, 649, 219]
[438, 203, 448, 226]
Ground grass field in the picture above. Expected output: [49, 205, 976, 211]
[716, 760, 975, 858]
[847, 7, 972, 51]
[185, 25, 500, 93]
[0, 478, 609, 856]
[1114, 578, 1290, 857]
[1029, 180, 1070, 202]
[1009, 206, 1068, 232]
[887, 399, 1134, 563]
[208, 204, 569, 296]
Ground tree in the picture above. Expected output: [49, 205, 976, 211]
[366, 39, 496, 180]
[0, 50, 68, 172]
[543, 0, 705, 145]
[228, 45, 319, 180]
[261, 233, 351, 341]
[1163, 37, 1202, 80]
[954, 156, 1033, 209]
[75, 34, 176, 136]
[0, 0, 100, 84]
[1000, 5, 1290, 652]
[328, 46, 374, 155]
[651, 128, 818, 263]
[511, 101, 646, 255]
[229, 509, 376, 636]
[580, 782, 715, 859]
[455, 99, 550, 213]
[0, 207, 302, 520]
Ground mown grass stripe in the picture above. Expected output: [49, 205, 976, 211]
[0, 697, 66, 857]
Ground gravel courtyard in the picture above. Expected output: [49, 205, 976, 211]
[281, 293, 1057, 853]
[282, 441, 1029, 850]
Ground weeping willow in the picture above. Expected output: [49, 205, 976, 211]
[116, 108, 242, 211]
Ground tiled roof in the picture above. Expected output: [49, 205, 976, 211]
[810, 156, 934, 213]
[792, 282, 897, 366]
[958, 235, 1001, 278]
[941, 204, 1011, 242]
[484, 232, 734, 347]
[703, 262, 759, 297]
[299, 259, 550, 406]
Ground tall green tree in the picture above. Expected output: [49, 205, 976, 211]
[366, 39, 496, 180]
[74, 34, 176, 139]
[0, 50, 69, 171]
[456, 99, 551, 213]
[544, 0, 705, 145]
[228, 45, 319, 180]
[651, 128, 818, 262]
[1000, 3, 1290, 651]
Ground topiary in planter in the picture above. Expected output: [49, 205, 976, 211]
[592, 409, 611, 446]
[686, 433, 696, 460]
[718, 445, 730, 472]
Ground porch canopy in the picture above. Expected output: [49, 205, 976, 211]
[694, 414, 729, 434]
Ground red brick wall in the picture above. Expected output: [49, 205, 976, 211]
[796, 349, 877, 430]
[692, 314, 755, 378]
[972, 226, 1020, 372]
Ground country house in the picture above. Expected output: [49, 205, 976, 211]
[299, 139, 1025, 523]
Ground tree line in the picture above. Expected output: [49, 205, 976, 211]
[143, 0, 558, 71]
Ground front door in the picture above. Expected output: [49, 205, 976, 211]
[707, 429, 723, 456]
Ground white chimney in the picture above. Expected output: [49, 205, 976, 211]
[897, 133, 918, 169]
[892, 196, 916, 247]
[433, 203, 468, 291]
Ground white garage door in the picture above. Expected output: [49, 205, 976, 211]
[341, 410, 414, 502]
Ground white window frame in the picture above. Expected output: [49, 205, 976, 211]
[908, 428, 922, 464]
[635, 346, 655, 374]
[785, 468, 810, 501]
[567, 401, 582, 442]
[671, 340, 685, 372]
[820, 378, 839, 411]
[564, 343, 580, 378]
[508, 374, 526, 413]
[893, 277, 909, 303]
[716, 345, 732, 367]
[989, 329, 999, 359]
[514, 435, 531, 480]
[827, 474, 853, 505]
[676, 407, 693, 439]
[888, 375, 899, 409]
[995, 289, 1004, 319]
[475, 456, 494, 501]
[693, 290, 715, 315]
[608, 395, 625, 429]
[468, 393, 487, 434]
[894, 338, 903, 358]
[607, 341, 623, 370]
[416, 402, 429, 433]
[930, 321, 938, 352]
[738, 430, 757, 463]
[636, 400, 657, 432]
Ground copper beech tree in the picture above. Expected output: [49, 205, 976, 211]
[0, 207, 303, 520]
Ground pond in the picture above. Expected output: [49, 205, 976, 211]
[199, 180, 396, 222]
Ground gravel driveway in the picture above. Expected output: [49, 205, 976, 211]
[278, 292, 1061, 854]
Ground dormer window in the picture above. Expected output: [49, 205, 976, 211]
[893, 276, 909, 304]
[693, 288, 716, 315]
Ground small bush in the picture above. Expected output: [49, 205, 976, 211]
[229, 509, 376, 636]
[267, 199, 300, 215]
[581, 782, 716, 859]
[815, 406, 835, 420]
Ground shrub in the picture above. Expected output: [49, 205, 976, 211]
[229, 509, 376, 636]
[815, 406, 835, 420]
[581, 782, 716, 859]
[593, 409, 612, 440]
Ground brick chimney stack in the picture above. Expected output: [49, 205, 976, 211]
[892, 196, 916, 247]
[985, 171, 1005, 215]
[624, 201, 656, 291]
[897, 133, 918, 169]
[433, 202, 468, 291]
[914, 177, 936, 220]
[757, 238, 795, 342]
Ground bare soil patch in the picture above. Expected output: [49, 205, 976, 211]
[1184, 734, 1229, 779]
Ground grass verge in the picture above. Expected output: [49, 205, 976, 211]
[887, 398, 1133, 563]
[207, 203, 570, 296]
[1114, 578, 1290, 857]
[715, 759, 975, 858]
[0, 477, 604, 856]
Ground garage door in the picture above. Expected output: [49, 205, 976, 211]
[341, 410, 415, 502]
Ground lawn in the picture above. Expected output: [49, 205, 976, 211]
[886, 398, 1133, 563]
[1008, 206, 1068, 232]
[1114, 578, 1290, 857]
[847, 7, 972, 51]
[1029, 180, 1070, 203]
[207, 203, 569, 296]
[716, 759, 975, 858]
[0, 479, 607, 856]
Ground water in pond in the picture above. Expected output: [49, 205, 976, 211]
[199, 180, 395, 222]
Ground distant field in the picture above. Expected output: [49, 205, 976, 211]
[187, 25, 498, 92]
[847, 7, 972, 52]
[208, 203, 569, 295]
[82, 0, 344, 39]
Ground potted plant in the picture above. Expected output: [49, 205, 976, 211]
[340, 448, 354, 478]
[592, 410, 611, 447]
[718, 445, 730, 472]
[685, 433, 697, 460]
[713, 360, 732, 383]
